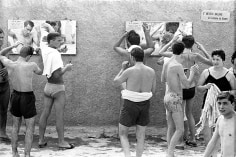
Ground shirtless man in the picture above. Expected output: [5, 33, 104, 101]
[114, 47, 156, 157]
[204, 92, 236, 157]
[9, 20, 39, 53]
[38, 32, 74, 149]
[0, 28, 11, 143]
[161, 41, 198, 157]
[0, 45, 43, 157]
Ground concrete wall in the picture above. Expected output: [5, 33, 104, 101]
[0, 0, 235, 127]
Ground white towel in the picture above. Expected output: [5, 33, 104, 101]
[41, 46, 63, 78]
[196, 84, 221, 136]
[121, 89, 152, 102]
[127, 45, 141, 53]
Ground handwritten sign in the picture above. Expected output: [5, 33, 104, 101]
[201, 10, 230, 22]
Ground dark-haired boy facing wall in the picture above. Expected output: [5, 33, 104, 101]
[0, 45, 43, 157]
[161, 41, 199, 157]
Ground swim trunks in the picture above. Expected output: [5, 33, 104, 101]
[44, 83, 65, 97]
[164, 92, 183, 113]
[10, 90, 36, 119]
[183, 87, 195, 100]
[119, 99, 150, 127]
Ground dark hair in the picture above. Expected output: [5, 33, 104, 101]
[172, 41, 185, 55]
[47, 32, 61, 43]
[131, 47, 144, 62]
[0, 28, 4, 34]
[217, 92, 235, 104]
[212, 49, 225, 61]
[182, 35, 195, 49]
[24, 20, 34, 28]
[127, 30, 140, 45]
[19, 46, 34, 58]
[231, 51, 236, 64]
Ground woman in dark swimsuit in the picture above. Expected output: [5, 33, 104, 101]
[197, 49, 236, 146]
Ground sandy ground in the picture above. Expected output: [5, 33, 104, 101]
[0, 126, 220, 157]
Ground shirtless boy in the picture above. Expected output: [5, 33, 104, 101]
[161, 41, 198, 157]
[113, 23, 154, 63]
[114, 47, 156, 157]
[204, 92, 236, 157]
[0, 45, 43, 157]
[38, 32, 74, 149]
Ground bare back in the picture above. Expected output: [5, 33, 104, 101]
[162, 57, 188, 95]
[8, 60, 37, 92]
[126, 63, 155, 93]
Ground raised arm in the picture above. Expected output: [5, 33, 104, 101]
[0, 42, 22, 56]
[142, 23, 154, 56]
[114, 61, 129, 87]
[113, 32, 129, 58]
[159, 35, 179, 58]
[194, 42, 212, 66]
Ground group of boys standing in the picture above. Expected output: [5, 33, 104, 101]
[113, 23, 236, 157]
[0, 22, 74, 157]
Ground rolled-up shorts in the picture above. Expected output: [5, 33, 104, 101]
[10, 90, 36, 119]
[119, 99, 150, 127]
[44, 83, 65, 98]
[164, 92, 183, 113]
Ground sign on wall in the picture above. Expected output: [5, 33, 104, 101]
[8, 20, 76, 55]
[125, 21, 193, 55]
[201, 10, 230, 23]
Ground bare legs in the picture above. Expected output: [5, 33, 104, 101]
[119, 124, 131, 157]
[12, 116, 35, 157]
[166, 111, 184, 157]
[185, 98, 196, 143]
[119, 124, 146, 157]
[39, 91, 71, 147]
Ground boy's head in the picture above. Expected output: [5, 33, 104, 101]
[47, 32, 62, 49]
[127, 30, 140, 46]
[182, 35, 195, 49]
[19, 46, 34, 61]
[217, 92, 235, 115]
[172, 41, 185, 55]
[131, 47, 144, 62]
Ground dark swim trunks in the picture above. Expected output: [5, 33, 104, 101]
[119, 99, 150, 127]
[182, 87, 195, 100]
[10, 90, 36, 119]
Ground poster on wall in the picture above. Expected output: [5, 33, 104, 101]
[125, 21, 193, 55]
[8, 20, 76, 55]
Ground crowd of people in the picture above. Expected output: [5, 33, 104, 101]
[0, 20, 235, 157]
[113, 23, 236, 157]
